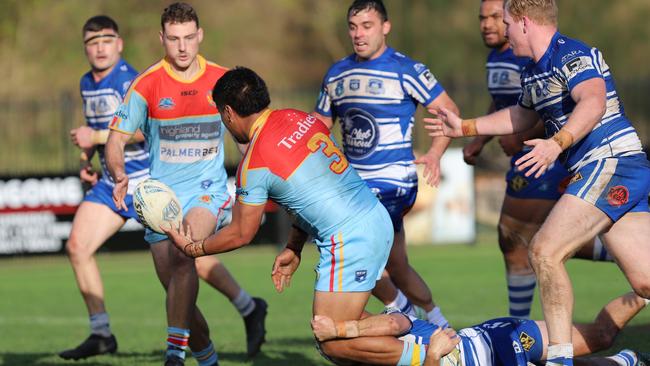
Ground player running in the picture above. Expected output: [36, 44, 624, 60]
[106, 4, 266, 365]
[313, 0, 455, 328]
[59, 15, 148, 360]
[463, 0, 612, 320]
[426, 0, 650, 364]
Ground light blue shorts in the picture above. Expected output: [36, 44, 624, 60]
[314, 202, 393, 292]
[564, 155, 650, 221]
[145, 193, 232, 244]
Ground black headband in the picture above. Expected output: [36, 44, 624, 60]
[83, 33, 118, 44]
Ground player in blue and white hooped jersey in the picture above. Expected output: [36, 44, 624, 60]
[463, 0, 612, 322]
[426, 1, 650, 364]
[313, 0, 456, 330]
[309, 292, 649, 365]
[60, 16, 150, 361]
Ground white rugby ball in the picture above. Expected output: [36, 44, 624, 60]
[133, 179, 183, 234]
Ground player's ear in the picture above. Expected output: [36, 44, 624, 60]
[382, 20, 391, 36]
[159, 30, 164, 45]
[116, 37, 124, 53]
[197, 27, 204, 44]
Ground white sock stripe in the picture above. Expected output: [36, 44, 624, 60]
[509, 289, 536, 298]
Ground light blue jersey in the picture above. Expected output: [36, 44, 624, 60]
[80, 58, 149, 193]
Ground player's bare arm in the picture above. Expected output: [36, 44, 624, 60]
[272, 225, 307, 293]
[424, 104, 538, 138]
[415, 91, 459, 186]
[311, 312, 412, 341]
[515, 78, 606, 178]
[311, 111, 334, 129]
[105, 129, 132, 211]
[463, 102, 496, 165]
[164, 200, 265, 257]
[71, 126, 145, 149]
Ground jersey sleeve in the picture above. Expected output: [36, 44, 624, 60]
[109, 86, 148, 135]
[401, 61, 445, 106]
[314, 73, 334, 118]
[236, 169, 270, 206]
[556, 43, 603, 92]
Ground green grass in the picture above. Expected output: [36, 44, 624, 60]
[0, 228, 648, 365]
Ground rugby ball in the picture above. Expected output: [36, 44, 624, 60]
[133, 179, 183, 234]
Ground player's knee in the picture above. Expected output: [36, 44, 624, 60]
[65, 235, 89, 259]
[528, 240, 556, 272]
[629, 277, 650, 300]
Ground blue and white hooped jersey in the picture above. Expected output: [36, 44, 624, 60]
[80, 59, 149, 193]
[518, 32, 644, 173]
[315, 47, 445, 190]
[486, 48, 530, 111]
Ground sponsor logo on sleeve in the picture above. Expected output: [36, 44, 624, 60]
[418, 69, 437, 89]
[563, 56, 595, 80]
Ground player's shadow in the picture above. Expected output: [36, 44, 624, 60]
[0, 350, 161, 366]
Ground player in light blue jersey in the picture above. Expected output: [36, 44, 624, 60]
[106, 5, 266, 365]
[463, 0, 612, 321]
[310, 292, 649, 365]
[426, 1, 650, 364]
[313, 0, 456, 329]
[59, 15, 149, 361]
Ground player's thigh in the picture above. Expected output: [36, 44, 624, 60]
[313, 291, 371, 321]
[530, 194, 611, 261]
[498, 196, 553, 255]
[184, 206, 218, 239]
[601, 212, 650, 293]
[149, 239, 174, 287]
[386, 229, 408, 269]
[68, 201, 126, 253]
[501, 195, 556, 226]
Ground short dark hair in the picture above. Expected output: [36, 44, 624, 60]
[161, 2, 199, 30]
[212, 67, 271, 118]
[82, 15, 119, 35]
[348, 0, 388, 22]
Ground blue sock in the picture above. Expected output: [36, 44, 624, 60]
[592, 236, 613, 262]
[166, 327, 190, 360]
[193, 341, 218, 366]
[607, 349, 638, 366]
[507, 274, 536, 318]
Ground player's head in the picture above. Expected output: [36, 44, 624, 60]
[82, 15, 123, 74]
[159, 2, 203, 71]
[347, 0, 391, 61]
[479, 0, 508, 50]
[503, 0, 557, 57]
[212, 67, 271, 143]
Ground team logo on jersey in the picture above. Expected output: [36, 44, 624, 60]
[355, 270, 367, 283]
[568, 172, 583, 185]
[519, 331, 536, 352]
[342, 108, 379, 159]
[534, 80, 550, 98]
[201, 179, 213, 189]
[90, 97, 111, 115]
[158, 97, 175, 110]
[349, 79, 360, 91]
[335, 79, 345, 97]
[509, 175, 529, 192]
[366, 79, 384, 95]
[607, 185, 629, 207]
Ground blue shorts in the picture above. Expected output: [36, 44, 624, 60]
[505, 151, 569, 200]
[565, 155, 650, 221]
[365, 179, 417, 232]
[314, 202, 393, 292]
[145, 193, 233, 244]
[83, 180, 139, 220]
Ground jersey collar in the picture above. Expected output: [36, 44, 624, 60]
[162, 55, 206, 83]
[249, 108, 273, 140]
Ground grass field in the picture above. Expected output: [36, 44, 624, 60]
[0, 227, 648, 365]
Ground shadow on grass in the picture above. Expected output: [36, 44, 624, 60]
[0, 350, 160, 366]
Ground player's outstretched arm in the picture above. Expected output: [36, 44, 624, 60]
[311, 313, 412, 342]
[105, 130, 132, 211]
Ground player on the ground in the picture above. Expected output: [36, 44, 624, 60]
[310, 292, 650, 365]
[162, 66, 402, 364]
[464, 0, 612, 320]
[106, 4, 266, 365]
[312, 0, 455, 327]
[426, 0, 650, 364]
[59, 15, 149, 360]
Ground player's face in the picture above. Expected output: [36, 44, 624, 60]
[503, 9, 529, 57]
[160, 21, 203, 70]
[479, 1, 507, 49]
[83, 28, 122, 73]
[348, 9, 391, 61]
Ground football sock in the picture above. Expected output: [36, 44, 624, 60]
[193, 341, 218, 366]
[386, 290, 415, 316]
[592, 236, 613, 261]
[166, 327, 190, 361]
[507, 273, 536, 318]
[426, 306, 449, 329]
[232, 289, 255, 317]
[644, 298, 650, 306]
[89, 312, 112, 337]
[546, 343, 573, 366]
[397, 341, 426, 366]
[607, 349, 638, 366]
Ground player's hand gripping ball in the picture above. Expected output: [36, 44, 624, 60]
[133, 179, 183, 234]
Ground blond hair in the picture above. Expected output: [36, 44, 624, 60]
[504, 0, 558, 25]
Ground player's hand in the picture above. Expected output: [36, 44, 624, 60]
[271, 248, 301, 293]
[515, 138, 562, 178]
[423, 107, 463, 138]
[70, 126, 95, 149]
[162, 223, 200, 257]
[112, 174, 129, 211]
[426, 328, 460, 362]
[311, 315, 337, 342]
[498, 134, 524, 157]
[79, 166, 98, 186]
[414, 153, 441, 187]
[463, 138, 485, 165]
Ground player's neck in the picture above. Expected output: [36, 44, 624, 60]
[91, 62, 118, 83]
[166, 57, 201, 81]
[530, 27, 557, 63]
[245, 108, 272, 140]
[497, 42, 510, 53]
[356, 44, 388, 62]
